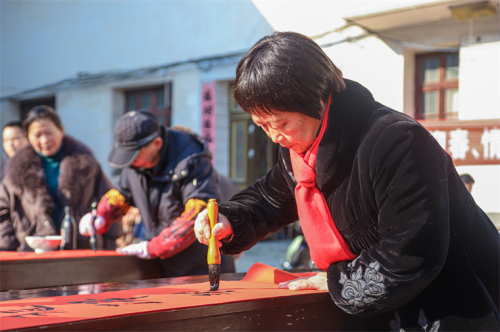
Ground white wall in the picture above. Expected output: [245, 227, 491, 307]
[455, 165, 500, 216]
[43, 62, 237, 179]
[0, 0, 272, 178]
[324, 34, 404, 111]
[0, 0, 442, 100]
[2, 0, 499, 200]
[252, 0, 414, 112]
[169, 64, 202, 133]
[0, 0, 273, 98]
[252, 0, 442, 37]
[458, 40, 500, 121]
[56, 86, 116, 177]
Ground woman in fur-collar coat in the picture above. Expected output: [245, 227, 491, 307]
[0, 106, 115, 251]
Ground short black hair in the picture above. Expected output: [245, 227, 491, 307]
[460, 173, 475, 184]
[234, 31, 345, 120]
[3, 121, 23, 132]
[23, 105, 62, 133]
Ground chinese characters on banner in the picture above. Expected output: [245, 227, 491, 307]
[420, 120, 500, 166]
[201, 82, 216, 164]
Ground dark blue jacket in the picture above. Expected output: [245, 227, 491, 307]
[115, 127, 222, 277]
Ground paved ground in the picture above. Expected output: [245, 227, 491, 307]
[234, 239, 293, 273]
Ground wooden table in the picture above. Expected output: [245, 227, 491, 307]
[0, 250, 163, 291]
[0, 267, 346, 331]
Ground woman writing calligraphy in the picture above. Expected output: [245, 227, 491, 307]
[194, 32, 499, 331]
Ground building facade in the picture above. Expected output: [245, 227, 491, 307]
[1, 0, 498, 225]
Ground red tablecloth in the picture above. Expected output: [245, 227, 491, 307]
[0, 263, 320, 331]
[0, 250, 124, 261]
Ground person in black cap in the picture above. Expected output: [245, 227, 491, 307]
[79, 110, 234, 277]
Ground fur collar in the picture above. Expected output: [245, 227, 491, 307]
[4, 135, 100, 211]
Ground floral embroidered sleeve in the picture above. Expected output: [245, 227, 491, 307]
[146, 198, 207, 259]
[338, 260, 387, 308]
[95, 189, 131, 234]
[326, 123, 450, 315]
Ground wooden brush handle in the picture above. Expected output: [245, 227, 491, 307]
[207, 199, 221, 264]
[207, 199, 218, 230]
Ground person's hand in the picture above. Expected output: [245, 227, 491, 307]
[278, 272, 328, 291]
[194, 209, 233, 246]
[116, 241, 151, 259]
[79, 213, 107, 236]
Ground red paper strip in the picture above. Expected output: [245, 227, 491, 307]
[242, 262, 316, 283]
[0, 264, 323, 331]
[0, 250, 123, 261]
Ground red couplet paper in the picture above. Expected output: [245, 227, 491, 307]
[0, 263, 322, 331]
[0, 250, 124, 261]
[242, 262, 316, 283]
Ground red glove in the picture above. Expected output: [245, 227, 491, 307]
[80, 189, 131, 236]
[97, 189, 130, 227]
[147, 198, 207, 259]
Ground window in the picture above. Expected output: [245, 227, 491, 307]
[229, 86, 245, 114]
[20, 97, 56, 119]
[125, 84, 171, 126]
[415, 52, 459, 120]
[229, 83, 278, 190]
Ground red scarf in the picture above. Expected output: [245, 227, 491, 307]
[290, 95, 356, 270]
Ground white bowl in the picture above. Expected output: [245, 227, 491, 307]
[25, 236, 62, 253]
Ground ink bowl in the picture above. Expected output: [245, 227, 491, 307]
[25, 236, 62, 253]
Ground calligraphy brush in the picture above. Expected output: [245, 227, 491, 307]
[90, 202, 97, 252]
[207, 199, 221, 291]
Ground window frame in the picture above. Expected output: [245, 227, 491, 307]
[20, 97, 56, 120]
[228, 83, 278, 190]
[124, 84, 172, 127]
[415, 52, 459, 120]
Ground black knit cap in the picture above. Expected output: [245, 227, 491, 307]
[108, 110, 160, 169]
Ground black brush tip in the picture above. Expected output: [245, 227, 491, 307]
[208, 264, 220, 291]
[90, 235, 97, 252]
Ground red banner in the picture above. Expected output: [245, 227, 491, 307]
[419, 119, 500, 166]
[0, 263, 318, 331]
[0, 250, 123, 261]
[201, 82, 216, 164]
